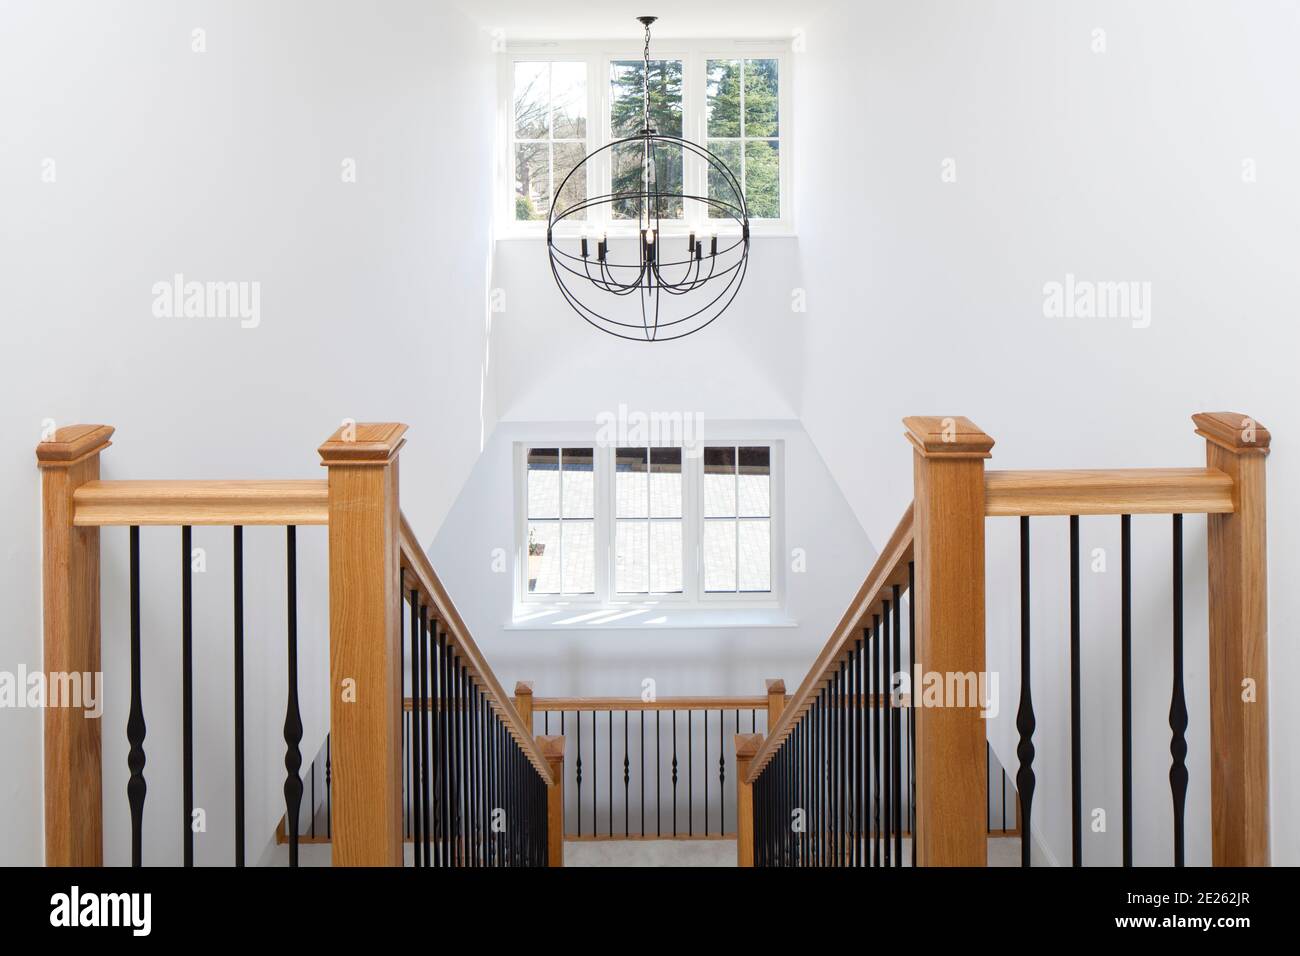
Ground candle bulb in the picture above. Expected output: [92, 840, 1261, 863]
[688, 231, 696, 255]
[710, 234, 718, 256]
[597, 235, 607, 262]
[580, 235, 589, 258]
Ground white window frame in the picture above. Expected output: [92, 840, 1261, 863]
[498, 38, 794, 240]
[514, 440, 784, 611]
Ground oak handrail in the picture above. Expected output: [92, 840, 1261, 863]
[530, 695, 773, 712]
[72, 479, 328, 526]
[398, 513, 555, 785]
[745, 503, 914, 782]
[984, 467, 1234, 517]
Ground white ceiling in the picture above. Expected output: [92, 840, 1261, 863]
[451, 0, 821, 40]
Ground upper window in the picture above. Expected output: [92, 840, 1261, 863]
[513, 62, 588, 222]
[502, 41, 791, 234]
[516, 442, 781, 608]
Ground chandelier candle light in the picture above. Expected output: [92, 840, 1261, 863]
[546, 15, 751, 342]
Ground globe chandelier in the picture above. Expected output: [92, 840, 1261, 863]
[547, 15, 750, 342]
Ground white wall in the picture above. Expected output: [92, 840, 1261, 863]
[490, 237, 805, 422]
[0, 0, 497, 864]
[793, 0, 1300, 864]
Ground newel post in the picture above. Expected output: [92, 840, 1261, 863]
[1194, 412, 1271, 866]
[514, 681, 535, 734]
[319, 423, 408, 866]
[735, 733, 764, 867]
[537, 734, 565, 866]
[37, 424, 114, 866]
[904, 416, 993, 867]
[764, 678, 785, 729]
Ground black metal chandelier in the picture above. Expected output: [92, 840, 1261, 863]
[547, 15, 750, 342]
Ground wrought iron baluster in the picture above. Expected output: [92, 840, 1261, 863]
[233, 526, 244, 866]
[1170, 514, 1188, 867]
[182, 525, 194, 867]
[624, 710, 630, 838]
[1016, 516, 1036, 868]
[127, 526, 146, 868]
[283, 525, 304, 869]
[1070, 515, 1082, 866]
[1121, 513, 1133, 867]
[892, 583, 903, 865]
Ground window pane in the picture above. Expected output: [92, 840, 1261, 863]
[610, 60, 682, 137]
[514, 62, 549, 139]
[561, 448, 594, 518]
[744, 59, 780, 137]
[745, 140, 780, 219]
[615, 447, 648, 518]
[739, 519, 771, 592]
[649, 447, 682, 518]
[616, 520, 648, 593]
[704, 519, 737, 591]
[526, 520, 560, 593]
[703, 447, 736, 517]
[526, 448, 559, 518]
[650, 521, 683, 593]
[561, 520, 595, 593]
[737, 447, 770, 517]
[553, 141, 587, 221]
[706, 59, 741, 137]
[706, 140, 742, 220]
[551, 61, 587, 138]
[515, 142, 549, 221]
[611, 140, 683, 220]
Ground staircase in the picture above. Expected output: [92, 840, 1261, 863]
[35, 411, 1271, 866]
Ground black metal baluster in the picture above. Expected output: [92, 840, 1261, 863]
[718, 709, 725, 836]
[181, 525, 194, 867]
[704, 709, 710, 836]
[233, 526, 245, 866]
[424, 613, 435, 866]
[624, 710, 630, 837]
[672, 710, 678, 836]
[607, 709, 613, 837]
[687, 710, 693, 837]
[576, 708, 583, 836]
[460, 661, 470, 866]
[127, 526, 146, 867]
[431, 624, 442, 867]
[1170, 514, 1188, 867]
[851, 642, 860, 866]
[656, 711, 661, 837]
[641, 710, 646, 836]
[1121, 513, 1133, 867]
[882, 598, 891, 867]
[839, 664, 847, 865]
[892, 584, 903, 865]
[439, 630, 451, 864]
[1016, 516, 1036, 868]
[283, 525, 304, 869]
[873, 614, 882, 867]
[412, 598, 424, 866]
[1070, 514, 1082, 867]
[326, 734, 331, 840]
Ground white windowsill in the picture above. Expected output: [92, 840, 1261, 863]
[506, 605, 797, 631]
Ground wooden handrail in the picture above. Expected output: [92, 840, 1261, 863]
[746, 503, 914, 782]
[984, 467, 1234, 516]
[530, 695, 773, 712]
[72, 479, 328, 526]
[398, 514, 555, 785]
